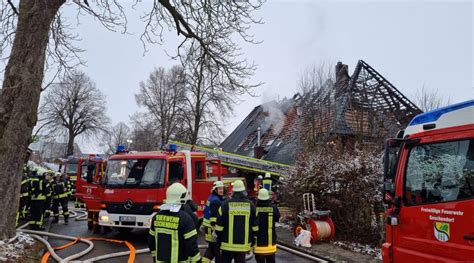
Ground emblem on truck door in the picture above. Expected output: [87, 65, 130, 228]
[434, 222, 450, 242]
[124, 199, 133, 210]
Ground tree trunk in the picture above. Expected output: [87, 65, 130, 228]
[0, 0, 65, 239]
[190, 113, 201, 145]
[66, 131, 75, 156]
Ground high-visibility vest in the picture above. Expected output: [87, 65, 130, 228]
[262, 179, 273, 193]
[255, 200, 280, 254]
[30, 177, 46, 201]
[148, 209, 201, 262]
[216, 195, 259, 252]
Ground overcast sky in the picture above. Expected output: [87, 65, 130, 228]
[37, 1, 474, 152]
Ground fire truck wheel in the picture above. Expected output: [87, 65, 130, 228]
[293, 223, 305, 237]
[117, 228, 133, 235]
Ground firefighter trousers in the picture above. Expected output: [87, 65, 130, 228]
[221, 251, 246, 263]
[255, 253, 276, 263]
[204, 242, 221, 263]
[29, 200, 45, 229]
[19, 197, 29, 219]
[52, 198, 69, 222]
[44, 197, 52, 218]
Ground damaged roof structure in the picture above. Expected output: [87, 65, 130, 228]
[220, 60, 422, 165]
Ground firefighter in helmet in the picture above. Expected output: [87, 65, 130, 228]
[51, 173, 70, 224]
[17, 166, 31, 226]
[29, 169, 48, 230]
[216, 179, 258, 263]
[262, 173, 273, 194]
[254, 188, 280, 263]
[148, 183, 201, 262]
[43, 171, 53, 219]
[202, 181, 225, 263]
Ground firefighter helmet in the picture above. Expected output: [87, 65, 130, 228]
[258, 188, 270, 201]
[165, 183, 188, 204]
[232, 180, 246, 192]
[212, 181, 224, 191]
[264, 172, 271, 179]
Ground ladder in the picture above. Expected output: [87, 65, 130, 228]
[170, 140, 291, 176]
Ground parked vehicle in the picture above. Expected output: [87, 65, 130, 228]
[382, 100, 474, 262]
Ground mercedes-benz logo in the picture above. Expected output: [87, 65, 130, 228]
[123, 199, 133, 210]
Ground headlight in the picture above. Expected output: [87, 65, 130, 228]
[100, 215, 109, 222]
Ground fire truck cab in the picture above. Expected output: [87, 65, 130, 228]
[382, 100, 474, 262]
[98, 146, 221, 231]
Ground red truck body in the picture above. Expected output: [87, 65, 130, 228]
[97, 149, 222, 230]
[382, 100, 474, 262]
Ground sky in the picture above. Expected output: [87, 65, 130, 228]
[22, 1, 474, 153]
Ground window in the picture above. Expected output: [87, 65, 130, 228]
[195, 161, 206, 180]
[81, 162, 96, 181]
[404, 139, 474, 206]
[168, 161, 184, 184]
[104, 159, 166, 188]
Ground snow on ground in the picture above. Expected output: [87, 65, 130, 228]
[333, 241, 382, 260]
[0, 233, 35, 262]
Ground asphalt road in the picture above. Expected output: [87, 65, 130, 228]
[45, 209, 313, 262]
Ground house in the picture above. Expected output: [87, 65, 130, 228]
[220, 60, 422, 165]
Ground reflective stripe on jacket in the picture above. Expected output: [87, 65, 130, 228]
[255, 200, 280, 254]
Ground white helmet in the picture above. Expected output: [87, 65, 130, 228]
[264, 172, 271, 179]
[165, 183, 188, 205]
[212, 181, 224, 191]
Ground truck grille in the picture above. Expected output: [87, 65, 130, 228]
[106, 202, 153, 215]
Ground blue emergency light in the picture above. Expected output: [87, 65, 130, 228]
[167, 144, 178, 152]
[409, 99, 474, 126]
[116, 145, 126, 153]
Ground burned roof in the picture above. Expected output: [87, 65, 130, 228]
[221, 60, 422, 165]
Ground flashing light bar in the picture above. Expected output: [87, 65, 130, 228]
[409, 100, 474, 126]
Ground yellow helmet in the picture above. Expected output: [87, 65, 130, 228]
[232, 179, 246, 192]
[212, 181, 224, 191]
[258, 188, 270, 201]
[165, 183, 188, 204]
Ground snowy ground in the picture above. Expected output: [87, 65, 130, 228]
[0, 233, 35, 262]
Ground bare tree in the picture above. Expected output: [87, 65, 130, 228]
[103, 122, 131, 155]
[0, 0, 262, 238]
[129, 113, 161, 151]
[413, 85, 450, 112]
[297, 62, 335, 147]
[39, 70, 110, 156]
[180, 42, 261, 145]
[135, 66, 186, 146]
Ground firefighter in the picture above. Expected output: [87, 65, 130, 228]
[29, 169, 47, 230]
[17, 171, 30, 226]
[216, 179, 258, 263]
[254, 189, 280, 263]
[148, 183, 202, 262]
[43, 171, 53, 219]
[202, 181, 225, 263]
[262, 173, 273, 194]
[51, 174, 70, 224]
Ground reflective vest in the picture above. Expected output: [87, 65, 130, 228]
[148, 208, 201, 262]
[20, 177, 30, 198]
[216, 195, 258, 252]
[262, 179, 273, 193]
[203, 193, 223, 242]
[30, 177, 46, 201]
[52, 181, 68, 199]
[255, 200, 280, 254]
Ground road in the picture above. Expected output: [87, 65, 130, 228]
[45, 209, 314, 262]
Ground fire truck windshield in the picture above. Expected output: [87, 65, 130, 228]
[66, 163, 78, 175]
[104, 159, 166, 188]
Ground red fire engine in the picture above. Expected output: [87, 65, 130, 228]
[97, 145, 223, 232]
[382, 100, 474, 262]
[74, 155, 107, 231]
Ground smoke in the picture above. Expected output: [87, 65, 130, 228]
[261, 101, 285, 135]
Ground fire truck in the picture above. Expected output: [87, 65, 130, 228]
[97, 145, 225, 233]
[74, 155, 107, 231]
[382, 100, 474, 262]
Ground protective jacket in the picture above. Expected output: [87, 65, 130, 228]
[148, 207, 201, 262]
[216, 193, 258, 252]
[203, 193, 223, 242]
[255, 200, 280, 254]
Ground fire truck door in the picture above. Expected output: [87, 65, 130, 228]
[392, 138, 474, 262]
[80, 161, 104, 210]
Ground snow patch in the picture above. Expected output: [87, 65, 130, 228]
[0, 233, 35, 262]
[333, 241, 381, 259]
